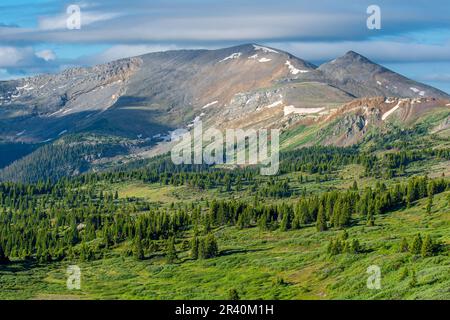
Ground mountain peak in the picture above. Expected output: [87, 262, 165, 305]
[340, 51, 373, 64]
[319, 51, 449, 99]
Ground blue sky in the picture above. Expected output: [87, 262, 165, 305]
[1, 0, 450, 93]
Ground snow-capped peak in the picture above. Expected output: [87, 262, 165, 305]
[253, 45, 279, 54]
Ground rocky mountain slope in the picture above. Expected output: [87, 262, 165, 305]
[318, 51, 449, 99]
[0, 44, 449, 182]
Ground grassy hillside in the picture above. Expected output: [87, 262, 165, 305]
[1, 190, 448, 300]
[0, 129, 448, 300]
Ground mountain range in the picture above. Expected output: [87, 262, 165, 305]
[0, 44, 449, 182]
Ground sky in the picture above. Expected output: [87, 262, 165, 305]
[1, 0, 450, 93]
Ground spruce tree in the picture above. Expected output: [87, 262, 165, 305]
[426, 194, 433, 214]
[280, 212, 289, 231]
[350, 239, 360, 254]
[133, 237, 145, 260]
[399, 237, 409, 253]
[409, 270, 417, 288]
[410, 233, 423, 255]
[165, 237, 177, 263]
[421, 235, 434, 257]
[316, 204, 327, 232]
[227, 288, 240, 300]
[200, 233, 219, 259]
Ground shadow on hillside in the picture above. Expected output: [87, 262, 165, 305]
[0, 259, 41, 273]
[220, 247, 270, 257]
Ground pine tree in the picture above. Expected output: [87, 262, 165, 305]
[200, 233, 219, 259]
[280, 212, 289, 231]
[227, 288, 240, 300]
[409, 270, 417, 288]
[257, 213, 269, 231]
[350, 239, 360, 254]
[165, 237, 177, 263]
[410, 233, 423, 255]
[421, 235, 434, 257]
[133, 237, 145, 260]
[399, 237, 409, 253]
[316, 204, 327, 232]
[426, 194, 433, 214]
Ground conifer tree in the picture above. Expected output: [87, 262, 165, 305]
[421, 235, 434, 257]
[399, 237, 409, 253]
[316, 204, 327, 232]
[426, 193, 433, 214]
[409, 270, 417, 288]
[133, 237, 145, 260]
[280, 212, 290, 231]
[200, 233, 219, 259]
[227, 288, 240, 300]
[410, 233, 423, 255]
[165, 237, 177, 263]
[350, 239, 360, 254]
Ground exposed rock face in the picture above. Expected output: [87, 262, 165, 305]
[318, 51, 449, 99]
[0, 44, 449, 180]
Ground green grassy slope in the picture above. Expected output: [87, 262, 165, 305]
[1, 190, 448, 300]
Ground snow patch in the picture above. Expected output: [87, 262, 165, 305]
[385, 98, 395, 104]
[202, 101, 218, 109]
[258, 58, 272, 63]
[16, 130, 26, 136]
[248, 54, 258, 59]
[16, 84, 29, 90]
[376, 81, 382, 85]
[266, 100, 283, 108]
[285, 61, 309, 75]
[284, 106, 325, 116]
[253, 45, 279, 54]
[410, 87, 425, 96]
[220, 52, 241, 62]
[58, 130, 68, 136]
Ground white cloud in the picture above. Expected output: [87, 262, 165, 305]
[269, 40, 450, 63]
[0, 46, 35, 67]
[35, 49, 56, 61]
[38, 11, 121, 31]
